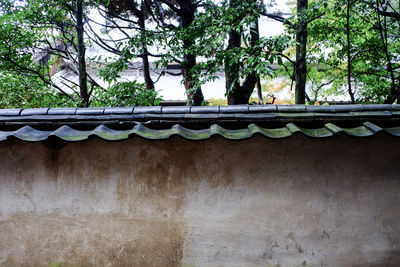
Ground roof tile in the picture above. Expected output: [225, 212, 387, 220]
[0, 121, 397, 142]
[332, 104, 364, 112]
[20, 108, 49, 116]
[391, 104, 400, 111]
[210, 124, 251, 140]
[324, 123, 343, 134]
[76, 108, 104, 115]
[170, 124, 211, 140]
[220, 105, 249, 113]
[0, 105, 398, 141]
[383, 126, 400, 136]
[134, 106, 162, 114]
[218, 113, 236, 119]
[363, 104, 393, 111]
[351, 111, 392, 117]
[342, 125, 374, 137]
[48, 108, 77, 115]
[363, 122, 382, 133]
[191, 106, 220, 113]
[160, 113, 186, 119]
[104, 107, 134, 114]
[161, 106, 191, 114]
[248, 124, 292, 139]
[235, 113, 277, 119]
[249, 105, 277, 112]
[0, 109, 22, 116]
[184, 113, 219, 119]
[277, 105, 306, 112]
[306, 105, 336, 113]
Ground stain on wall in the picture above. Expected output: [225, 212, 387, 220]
[0, 135, 399, 266]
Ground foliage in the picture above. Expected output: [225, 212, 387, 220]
[92, 81, 161, 107]
[304, 0, 400, 103]
[0, 72, 75, 108]
[207, 98, 228, 106]
[0, 0, 85, 106]
[0, 0, 400, 107]
[184, 0, 288, 96]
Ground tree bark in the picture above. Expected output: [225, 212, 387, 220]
[180, 0, 204, 106]
[76, 0, 89, 107]
[398, 0, 400, 104]
[136, 1, 155, 90]
[295, 0, 308, 104]
[225, 0, 258, 105]
[376, 0, 399, 103]
[256, 77, 263, 104]
[254, 13, 262, 104]
[346, 0, 355, 103]
[225, 25, 242, 104]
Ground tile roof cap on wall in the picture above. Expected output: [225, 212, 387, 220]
[0, 104, 400, 116]
[0, 104, 399, 118]
[0, 104, 399, 141]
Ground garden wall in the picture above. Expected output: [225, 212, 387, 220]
[0, 135, 399, 266]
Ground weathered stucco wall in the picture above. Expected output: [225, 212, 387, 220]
[0, 135, 399, 266]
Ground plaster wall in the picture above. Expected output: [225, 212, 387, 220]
[0, 135, 399, 266]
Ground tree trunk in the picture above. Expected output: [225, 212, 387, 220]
[295, 0, 308, 104]
[226, 0, 258, 105]
[141, 46, 154, 90]
[76, 0, 89, 107]
[182, 53, 204, 105]
[257, 77, 263, 104]
[346, 0, 355, 103]
[137, 1, 154, 90]
[376, 0, 398, 103]
[253, 12, 262, 105]
[398, 0, 400, 104]
[180, 1, 204, 106]
[225, 25, 242, 104]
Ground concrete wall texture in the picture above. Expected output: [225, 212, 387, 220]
[0, 135, 399, 266]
